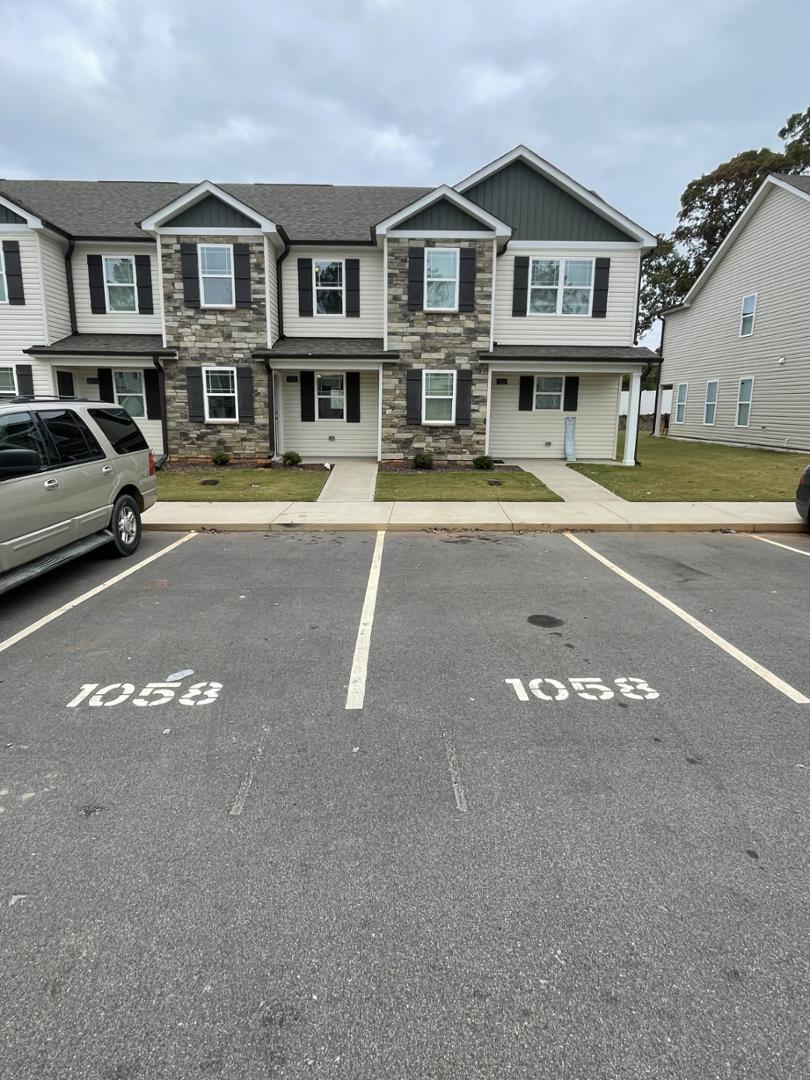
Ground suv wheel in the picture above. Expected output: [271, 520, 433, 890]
[110, 494, 142, 557]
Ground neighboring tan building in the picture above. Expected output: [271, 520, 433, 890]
[0, 146, 656, 466]
[658, 174, 810, 451]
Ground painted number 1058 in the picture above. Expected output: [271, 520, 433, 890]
[505, 676, 659, 702]
[66, 681, 222, 708]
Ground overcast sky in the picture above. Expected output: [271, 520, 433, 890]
[2, 0, 808, 235]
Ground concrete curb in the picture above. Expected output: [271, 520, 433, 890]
[144, 519, 806, 535]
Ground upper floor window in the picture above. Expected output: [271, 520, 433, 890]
[739, 293, 757, 336]
[314, 260, 344, 315]
[0, 246, 7, 303]
[199, 244, 234, 307]
[104, 256, 138, 313]
[203, 366, 238, 422]
[113, 370, 146, 418]
[422, 370, 456, 424]
[424, 248, 459, 312]
[529, 258, 593, 316]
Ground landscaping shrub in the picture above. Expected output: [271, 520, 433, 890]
[473, 455, 495, 470]
[282, 450, 302, 467]
[211, 450, 231, 466]
[413, 451, 434, 470]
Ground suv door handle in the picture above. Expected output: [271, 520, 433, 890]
[101, 465, 113, 474]
[43, 478, 59, 490]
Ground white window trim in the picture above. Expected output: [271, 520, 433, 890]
[422, 368, 457, 425]
[202, 365, 239, 424]
[315, 371, 346, 421]
[0, 245, 7, 305]
[674, 382, 688, 424]
[739, 292, 757, 337]
[527, 256, 594, 317]
[198, 243, 235, 309]
[113, 368, 146, 418]
[312, 259, 345, 318]
[735, 376, 754, 428]
[0, 365, 17, 395]
[532, 375, 566, 412]
[102, 255, 139, 315]
[424, 247, 460, 313]
[703, 379, 718, 426]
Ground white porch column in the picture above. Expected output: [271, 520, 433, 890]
[623, 370, 641, 465]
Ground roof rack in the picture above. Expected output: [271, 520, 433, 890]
[2, 395, 94, 404]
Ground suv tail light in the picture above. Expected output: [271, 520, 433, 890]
[147, 451, 156, 476]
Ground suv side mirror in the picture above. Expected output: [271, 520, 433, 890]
[0, 448, 43, 479]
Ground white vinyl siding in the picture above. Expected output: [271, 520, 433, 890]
[38, 232, 72, 342]
[266, 240, 279, 344]
[282, 247, 384, 338]
[488, 373, 621, 459]
[493, 248, 640, 345]
[72, 242, 162, 333]
[662, 185, 810, 450]
[280, 370, 378, 458]
[0, 231, 51, 395]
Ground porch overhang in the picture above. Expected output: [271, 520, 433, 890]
[479, 344, 658, 364]
[254, 337, 396, 363]
[25, 333, 176, 361]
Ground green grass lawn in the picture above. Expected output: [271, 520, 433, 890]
[570, 434, 807, 501]
[157, 466, 327, 502]
[375, 470, 562, 502]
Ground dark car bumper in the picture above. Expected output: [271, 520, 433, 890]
[796, 474, 810, 523]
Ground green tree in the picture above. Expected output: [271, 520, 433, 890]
[639, 108, 810, 336]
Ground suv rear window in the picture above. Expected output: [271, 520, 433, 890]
[89, 408, 149, 454]
[38, 409, 105, 464]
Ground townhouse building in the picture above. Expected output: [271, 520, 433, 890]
[0, 146, 656, 466]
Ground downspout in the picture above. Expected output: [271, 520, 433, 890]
[64, 238, 77, 334]
[652, 315, 667, 437]
[275, 237, 290, 340]
[153, 355, 169, 465]
[263, 358, 276, 458]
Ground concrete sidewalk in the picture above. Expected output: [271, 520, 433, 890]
[511, 459, 624, 502]
[317, 459, 378, 502]
[144, 499, 803, 533]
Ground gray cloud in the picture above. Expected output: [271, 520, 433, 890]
[1, 0, 808, 233]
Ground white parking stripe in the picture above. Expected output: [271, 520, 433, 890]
[565, 531, 810, 706]
[229, 726, 269, 816]
[440, 720, 468, 813]
[751, 535, 810, 558]
[0, 532, 196, 656]
[345, 530, 386, 711]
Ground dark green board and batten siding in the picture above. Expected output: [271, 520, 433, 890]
[164, 194, 260, 229]
[395, 198, 492, 232]
[464, 159, 635, 243]
[0, 204, 26, 225]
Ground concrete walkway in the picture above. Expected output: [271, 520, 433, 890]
[317, 459, 378, 503]
[144, 499, 802, 534]
[510, 459, 625, 502]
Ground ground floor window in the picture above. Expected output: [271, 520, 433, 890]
[736, 377, 753, 427]
[317, 373, 345, 419]
[203, 366, 238, 422]
[0, 366, 16, 396]
[674, 382, 687, 423]
[422, 370, 456, 424]
[534, 376, 564, 410]
[113, 369, 146, 418]
[704, 379, 718, 425]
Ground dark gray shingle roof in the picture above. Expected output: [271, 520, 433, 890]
[0, 179, 431, 242]
[26, 333, 170, 356]
[480, 345, 658, 361]
[260, 337, 390, 358]
[774, 173, 810, 197]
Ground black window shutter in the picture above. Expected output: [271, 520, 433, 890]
[512, 256, 529, 317]
[346, 259, 360, 317]
[406, 369, 422, 424]
[186, 367, 205, 422]
[144, 368, 161, 419]
[2, 241, 25, 304]
[458, 249, 476, 312]
[518, 375, 534, 411]
[407, 248, 424, 311]
[563, 376, 579, 411]
[345, 371, 361, 422]
[87, 254, 106, 313]
[236, 366, 254, 422]
[300, 370, 315, 421]
[180, 244, 200, 308]
[298, 258, 313, 317]
[234, 244, 252, 308]
[97, 367, 114, 402]
[15, 363, 34, 397]
[134, 254, 153, 314]
[56, 370, 75, 398]
[456, 369, 472, 425]
[592, 258, 610, 318]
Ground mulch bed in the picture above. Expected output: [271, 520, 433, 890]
[378, 463, 523, 475]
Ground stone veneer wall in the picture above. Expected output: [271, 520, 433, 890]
[383, 237, 493, 462]
[161, 234, 272, 463]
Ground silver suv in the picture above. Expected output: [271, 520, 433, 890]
[0, 398, 158, 592]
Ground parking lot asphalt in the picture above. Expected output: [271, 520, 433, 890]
[1, 530, 808, 1079]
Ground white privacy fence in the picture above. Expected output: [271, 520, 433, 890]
[620, 389, 672, 416]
